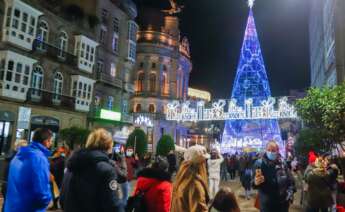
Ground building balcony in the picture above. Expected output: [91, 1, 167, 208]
[124, 83, 135, 93]
[32, 39, 78, 66]
[26, 88, 75, 110]
[133, 112, 165, 121]
[122, 113, 133, 123]
[134, 91, 170, 98]
[96, 72, 122, 88]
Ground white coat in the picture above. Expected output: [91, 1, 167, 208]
[207, 155, 224, 179]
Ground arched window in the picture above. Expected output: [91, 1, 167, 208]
[137, 72, 144, 92]
[148, 104, 155, 113]
[149, 73, 156, 93]
[162, 72, 168, 95]
[135, 104, 141, 112]
[37, 21, 49, 50]
[53, 72, 63, 101]
[31, 66, 43, 96]
[58, 31, 68, 58]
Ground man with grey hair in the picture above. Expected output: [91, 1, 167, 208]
[253, 141, 295, 212]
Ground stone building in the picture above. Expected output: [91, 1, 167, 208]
[131, 7, 192, 152]
[0, 0, 99, 153]
[88, 0, 137, 143]
[309, 0, 345, 87]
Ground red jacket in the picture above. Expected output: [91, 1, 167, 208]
[133, 168, 172, 212]
[125, 157, 137, 181]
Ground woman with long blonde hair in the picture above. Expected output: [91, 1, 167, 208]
[171, 145, 210, 212]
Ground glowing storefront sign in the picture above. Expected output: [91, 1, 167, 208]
[100, 109, 121, 121]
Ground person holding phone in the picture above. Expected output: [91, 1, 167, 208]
[253, 141, 295, 212]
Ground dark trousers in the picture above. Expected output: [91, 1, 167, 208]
[228, 169, 236, 179]
[306, 207, 329, 212]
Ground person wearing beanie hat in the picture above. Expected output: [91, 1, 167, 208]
[171, 145, 210, 212]
[131, 156, 172, 212]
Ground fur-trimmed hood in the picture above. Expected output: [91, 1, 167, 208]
[137, 167, 172, 182]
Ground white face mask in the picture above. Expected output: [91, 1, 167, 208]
[126, 151, 133, 157]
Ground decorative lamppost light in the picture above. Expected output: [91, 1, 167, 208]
[134, 115, 153, 127]
[165, 97, 298, 122]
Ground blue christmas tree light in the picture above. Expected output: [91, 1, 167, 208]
[221, 7, 283, 153]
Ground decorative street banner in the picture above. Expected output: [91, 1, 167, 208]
[166, 97, 297, 122]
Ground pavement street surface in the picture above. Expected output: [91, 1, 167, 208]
[0, 178, 303, 212]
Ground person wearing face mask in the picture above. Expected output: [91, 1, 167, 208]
[253, 141, 295, 212]
[60, 128, 122, 212]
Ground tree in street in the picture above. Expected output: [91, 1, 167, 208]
[156, 135, 175, 156]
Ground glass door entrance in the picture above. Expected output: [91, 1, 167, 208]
[0, 121, 11, 155]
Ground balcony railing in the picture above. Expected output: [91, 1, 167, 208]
[27, 88, 75, 110]
[96, 72, 122, 88]
[32, 39, 78, 66]
[124, 83, 135, 93]
[134, 91, 170, 98]
[133, 112, 166, 121]
[122, 113, 133, 123]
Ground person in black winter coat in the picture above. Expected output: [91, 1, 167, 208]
[60, 129, 122, 212]
[253, 141, 295, 212]
[166, 150, 177, 175]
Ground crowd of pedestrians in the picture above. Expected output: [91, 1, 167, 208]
[2, 127, 345, 212]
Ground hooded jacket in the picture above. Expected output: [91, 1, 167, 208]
[133, 168, 172, 212]
[60, 149, 121, 212]
[171, 159, 209, 212]
[4, 142, 51, 212]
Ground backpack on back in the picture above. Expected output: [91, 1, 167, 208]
[125, 189, 148, 212]
[125, 180, 161, 212]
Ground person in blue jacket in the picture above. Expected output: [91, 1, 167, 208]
[4, 128, 53, 212]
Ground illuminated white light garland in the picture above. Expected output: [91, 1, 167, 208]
[166, 97, 297, 122]
[134, 115, 153, 127]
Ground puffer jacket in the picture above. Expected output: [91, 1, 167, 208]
[60, 149, 122, 212]
[4, 142, 51, 212]
[207, 155, 224, 179]
[133, 168, 172, 212]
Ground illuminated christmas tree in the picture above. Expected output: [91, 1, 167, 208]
[221, 4, 283, 153]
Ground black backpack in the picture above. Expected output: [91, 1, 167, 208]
[125, 189, 148, 212]
[125, 181, 161, 212]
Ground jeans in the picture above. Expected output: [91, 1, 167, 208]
[118, 181, 130, 212]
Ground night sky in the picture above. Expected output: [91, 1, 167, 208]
[134, 0, 311, 99]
